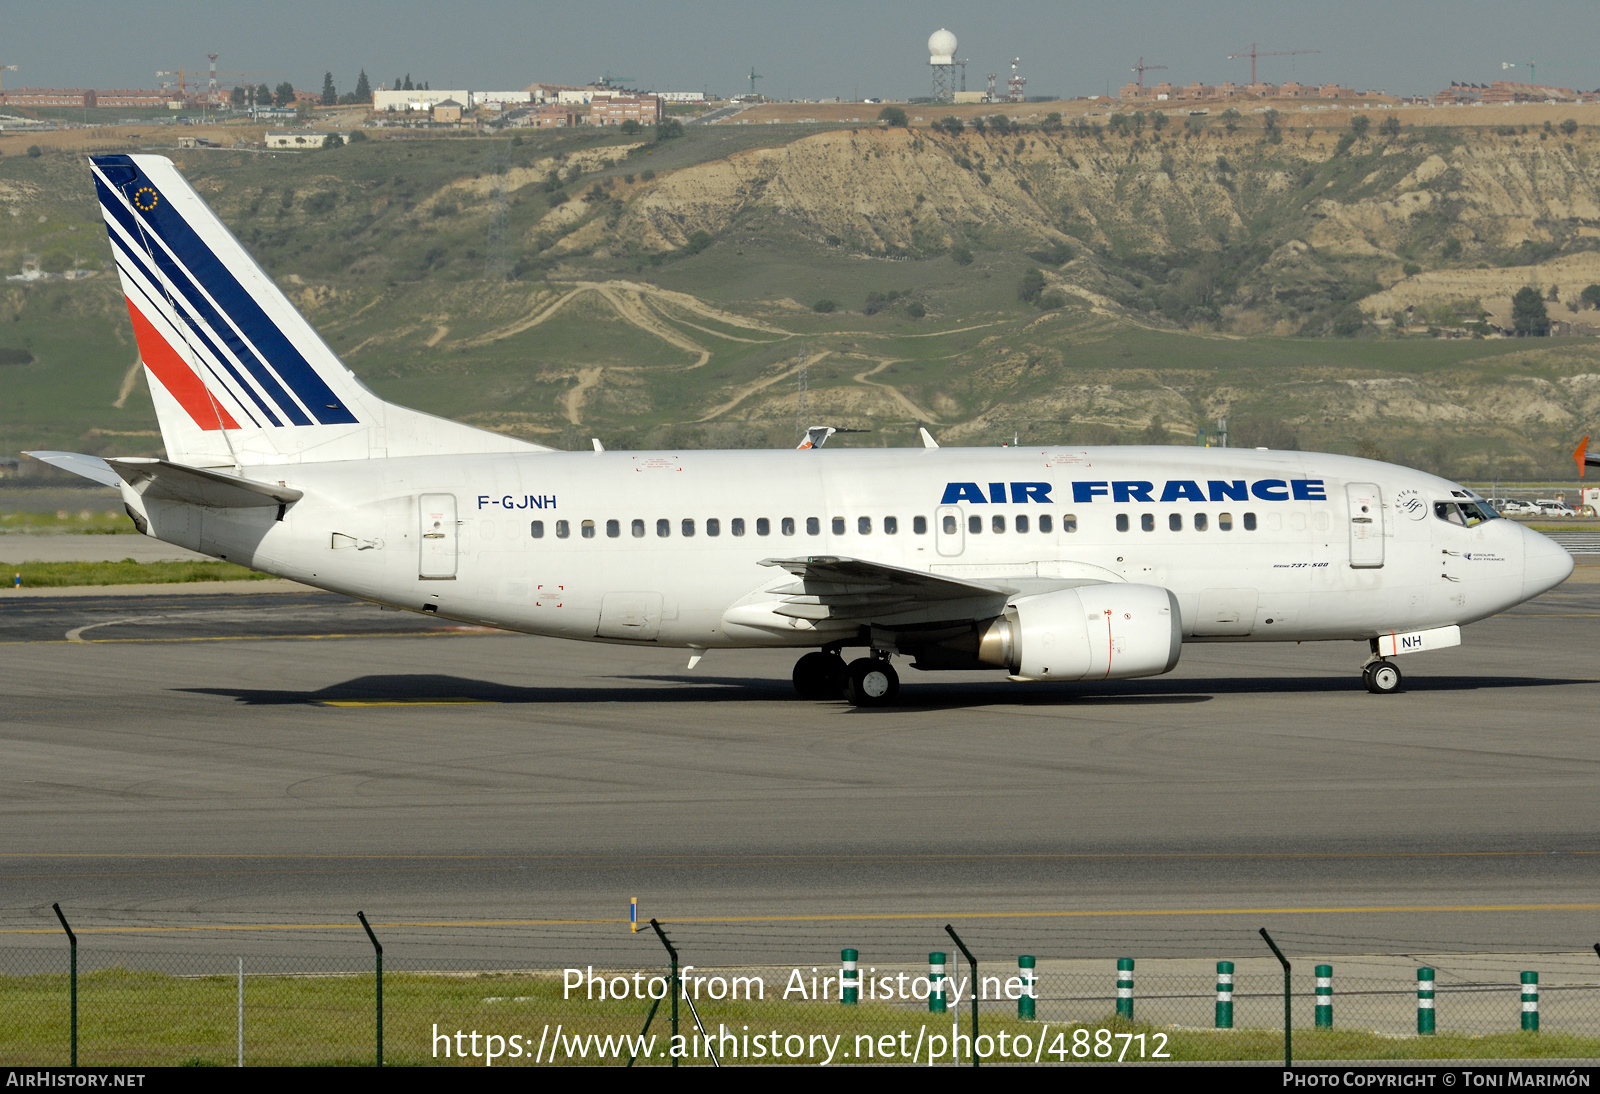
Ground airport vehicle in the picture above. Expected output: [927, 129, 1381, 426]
[28, 155, 1576, 704]
[1533, 499, 1578, 517]
[1486, 497, 1537, 515]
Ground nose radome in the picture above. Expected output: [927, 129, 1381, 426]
[1522, 525, 1575, 599]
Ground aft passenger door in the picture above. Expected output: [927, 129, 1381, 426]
[1346, 483, 1384, 569]
[419, 493, 458, 579]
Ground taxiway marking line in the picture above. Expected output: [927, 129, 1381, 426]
[3, 904, 1598, 934]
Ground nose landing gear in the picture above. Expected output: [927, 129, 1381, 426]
[1362, 659, 1402, 694]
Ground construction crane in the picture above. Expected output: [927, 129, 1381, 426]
[747, 66, 763, 98]
[1501, 57, 1541, 86]
[155, 68, 186, 99]
[1227, 43, 1319, 85]
[595, 71, 634, 90]
[0, 61, 16, 95]
[1131, 57, 1168, 89]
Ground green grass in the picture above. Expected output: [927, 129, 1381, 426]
[2, 970, 1597, 1066]
[1, 509, 133, 534]
[1, 559, 270, 587]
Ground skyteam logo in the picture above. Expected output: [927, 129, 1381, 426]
[940, 479, 1327, 504]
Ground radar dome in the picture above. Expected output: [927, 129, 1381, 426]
[928, 28, 957, 65]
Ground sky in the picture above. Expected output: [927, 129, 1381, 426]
[4, 1, 1600, 103]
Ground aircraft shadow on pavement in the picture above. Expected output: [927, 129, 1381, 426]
[181, 671, 1588, 709]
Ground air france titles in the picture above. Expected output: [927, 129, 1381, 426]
[940, 480, 1327, 504]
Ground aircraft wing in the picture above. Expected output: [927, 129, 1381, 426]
[757, 555, 1012, 622]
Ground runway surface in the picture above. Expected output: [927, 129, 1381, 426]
[1, 577, 1598, 968]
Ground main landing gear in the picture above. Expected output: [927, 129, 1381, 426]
[1362, 658, 1402, 694]
[792, 650, 900, 707]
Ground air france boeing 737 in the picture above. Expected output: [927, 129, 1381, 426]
[28, 155, 1576, 705]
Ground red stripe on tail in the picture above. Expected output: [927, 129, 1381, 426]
[124, 297, 239, 431]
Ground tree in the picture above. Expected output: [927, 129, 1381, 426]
[229, 85, 246, 108]
[321, 72, 337, 106]
[1043, 112, 1062, 131]
[403, 74, 413, 92]
[1261, 108, 1280, 136]
[1017, 268, 1046, 304]
[1512, 285, 1551, 336]
[950, 245, 973, 266]
[1580, 284, 1600, 309]
[812, 299, 837, 313]
[274, 81, 295, 108]
[1150, 111, 1167, 132]
[654, 118, 684, 141]
[1547, 284, 1561, 301]
[877, 105, 908, 127]
[969, 115, 985, 134]
[393, 77, 402, 92]
[255, 83, 271, 108]
[1220, 107, 1241, 134]
[321, 133, 343, 149]
[619, 119, 640, 135]
[1350, 113, 1370, 138]
[354, 69, 371, 104]
[988, 113, 1011, 135]
[936, 115, 962, 135]
[1378, 114, 1401, 138]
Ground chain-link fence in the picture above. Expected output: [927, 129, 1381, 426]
[5, 922, 1600, 1065]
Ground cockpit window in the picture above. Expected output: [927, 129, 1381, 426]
[1435, 501, 1499, 527]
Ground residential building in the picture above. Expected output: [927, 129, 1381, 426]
[588, 94, 663, 126]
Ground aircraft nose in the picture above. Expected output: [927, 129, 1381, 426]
[1522, 525, 1575, 599]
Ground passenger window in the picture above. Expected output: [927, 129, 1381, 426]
[859, 516, 872, 534]
[581, 520, 595, 539]
[913, 516, 928, 535]
[942, 514, 957, 534]
[1116, 514, 1130, 532]
[1062, 515, 1077, 533]
[1194, 513, 1208, 531]
[1290, 512, 1306, 531]
[1243, 512, 1257, 531]
[531, 520, 545, 538]
[1039, 514, 1053, 534]
[1169, 513, 1182, 531]
[992, 514, 1005, 533]
[968, 515, 983, 534]
[782, 517, 795, 536]
[631, 519, 645, 538]
[556, 520, 571, 539]
[806, 517, 820, 536]
[1314, 511, 1330, 532]
[706, 518, 720, 537]
[606, 520, 621, 538]
[1016, 514, 1029, 533]
[885, 516, 898, 534]
[657, 518, 670, 538]
[1141, 513, 1155, 532]
[1218, 512, 1233, 531]
[832, 516, 846, 535]
[1266, 512, 1282, 532]
[682, 518, 696, 537]
[732, 518, 746, 536]
[758, 517, 772, 536]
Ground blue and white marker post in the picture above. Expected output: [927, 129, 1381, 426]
[1116, 958, 1134, 1020]
[841, 949, 859, 1005]
[1216, 961, 1234, 1029]
[1018, 955, 1036, 1021]
[1315, 964, 1333, 1029]
[1417, 967, 1435, 1035]
[1522, 971, 1539, 1032]
[630, 897, 638, 933]
[929, 952, 947, 1014]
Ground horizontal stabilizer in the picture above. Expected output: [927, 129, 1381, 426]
[23, 450, 122, 487]
[106, 457, 303, 508]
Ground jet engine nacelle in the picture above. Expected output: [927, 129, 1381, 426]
[977, 584, 1183, 681]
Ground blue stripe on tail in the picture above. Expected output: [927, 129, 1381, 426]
[92, 155, 359, 427]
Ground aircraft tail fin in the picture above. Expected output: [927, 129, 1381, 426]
[90, 154, 548, 467]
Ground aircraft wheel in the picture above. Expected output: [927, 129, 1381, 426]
[1362, 660, 1402, 694]
[843, 657, 899, 707]
[792, 651, 846, 699]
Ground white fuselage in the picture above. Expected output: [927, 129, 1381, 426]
[123, 445, 1571, 652]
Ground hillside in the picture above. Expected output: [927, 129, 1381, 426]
[3, 112, 1600, 480]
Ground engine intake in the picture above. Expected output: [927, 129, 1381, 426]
[977, 584, 1182, 681]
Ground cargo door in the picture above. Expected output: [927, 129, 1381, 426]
[1346, 483, 1385, 569]
[418, 493, 458, 579]
[596, 592, 664, 641]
